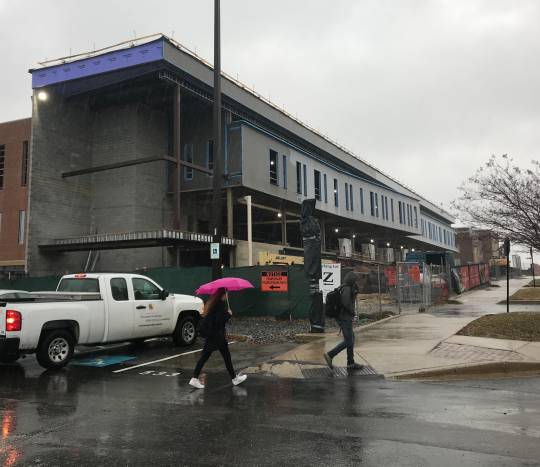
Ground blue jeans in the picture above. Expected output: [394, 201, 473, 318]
[328, 319, 355, 365]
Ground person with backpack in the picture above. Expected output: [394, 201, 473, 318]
[189, 288, 247, 389]
[324, 271, 364, 371]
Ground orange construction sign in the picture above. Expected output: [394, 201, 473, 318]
[261, 271, 288, 292]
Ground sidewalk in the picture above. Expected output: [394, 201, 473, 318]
[246, 277, 540, 379]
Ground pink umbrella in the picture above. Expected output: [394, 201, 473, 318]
[195, 277, 254, 296]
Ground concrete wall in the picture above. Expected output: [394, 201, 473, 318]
[27, 94, 94, 276]
[28, 94, 172, 275]
[235, 239, 282, 267]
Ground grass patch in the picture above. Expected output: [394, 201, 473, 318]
[525, 279, 540, 287]
[457, 312, 540, 341]
[509, 287, 540, 301]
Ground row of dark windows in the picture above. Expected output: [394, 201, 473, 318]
[269, 150, 424, 227]
[422, 218, 455, 246]
[0, 141, 29, 190]
[397, 201, 418, 228]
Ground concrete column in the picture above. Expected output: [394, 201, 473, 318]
[281, 210, 287, 245]
[226, 188, 233, 238]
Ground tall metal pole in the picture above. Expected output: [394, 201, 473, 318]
[531, 247, 536, 288]
[173, 85, 182, 267]
[505, 238, 510, 313]
[246, 196, 253, 266]
[210, 0, 223, 280]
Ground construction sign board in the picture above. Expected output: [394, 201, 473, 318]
[261, 271, 288, 292]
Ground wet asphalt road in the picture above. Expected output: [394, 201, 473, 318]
[1, 339, 540, 466]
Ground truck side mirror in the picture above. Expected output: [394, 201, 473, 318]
[161, 290, 170, 300]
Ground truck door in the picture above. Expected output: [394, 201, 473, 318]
[131, 277, 171, 338]
[106, 277, 135, 342]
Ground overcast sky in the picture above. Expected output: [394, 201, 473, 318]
[1, 0, 539, 231]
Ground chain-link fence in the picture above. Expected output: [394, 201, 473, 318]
[350, 261, 451, 316]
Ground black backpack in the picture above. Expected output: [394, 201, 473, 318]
[197, 314, 212, 338]
[325, 286, 344, 319]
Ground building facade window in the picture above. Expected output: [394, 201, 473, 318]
[0, 144, 5, 190]
[398, 201, 403, 223]
[349, 184, 354, 211]
[183, 143, 193, 180]
[359, 188, 364, 214]
[334, 178, 339, 207]
[303, 164, 307, 196]
[375, 193, 379, 217]
[385, 197, 389, 221]
[18, 210, 26, 245]
[323, 174, 328, 203]
[370, 191, 375, 216]
[413, 206, 418, 228]
[345, 182, 349, 210]
[391, 199, 394, 222]
[439, 226, 442, 243]
[296, 162, 302, 194]
[21, 140, 29, 186]
[314, 170, 321, 200]
[269, 149, 278, 185]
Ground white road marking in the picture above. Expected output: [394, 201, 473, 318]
[113, 342, 236, 374]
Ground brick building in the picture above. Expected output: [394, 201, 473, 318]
[0, 118, 31, 277]
[455, 227, 500, 265]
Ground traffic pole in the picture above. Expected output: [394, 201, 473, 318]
[505, 238, 510, 313]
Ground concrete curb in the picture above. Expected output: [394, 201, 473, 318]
[388, 361, 540, 380]
[497, 300, 540, 305]
[293, 314, 402, 343]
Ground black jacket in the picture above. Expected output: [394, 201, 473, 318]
[205, 300, 231, 339]
[339, 272, 359, 321]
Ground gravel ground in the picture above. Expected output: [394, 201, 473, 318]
[227, 312, 394, 344]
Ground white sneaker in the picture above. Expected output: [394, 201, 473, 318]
[232, 374, 247, 386]
[189, 377, 205, 389]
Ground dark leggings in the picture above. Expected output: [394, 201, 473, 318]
[194, 337, 236, 379]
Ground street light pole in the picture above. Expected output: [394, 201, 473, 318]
[210, 0, 223, 280]
[505, 237, 510, 313]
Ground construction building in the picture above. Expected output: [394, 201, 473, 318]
[15, 34, 457, 275]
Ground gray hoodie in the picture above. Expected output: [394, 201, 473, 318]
[339, 271, 359, 321]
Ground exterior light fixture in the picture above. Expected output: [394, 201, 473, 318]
[400, 245, 404, 249]
[411, 248, 415, 252]
[370, 239, 374, 243]
[386, 242, 390, 247]
[37, 90, 48, 101]
[352, 234, 356, 239]
[277, 212, 282, 218]
[334, 228, 339, 233]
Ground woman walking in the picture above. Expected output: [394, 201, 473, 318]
[189, 288, 247, 389]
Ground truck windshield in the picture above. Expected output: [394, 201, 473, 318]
[57, 278, 100, 293]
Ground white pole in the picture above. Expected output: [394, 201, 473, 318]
[246, 195, 253, 266]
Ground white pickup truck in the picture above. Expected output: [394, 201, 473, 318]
[0, 273, 203, 369]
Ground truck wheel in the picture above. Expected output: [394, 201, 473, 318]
[173, 315, 197, 347]
[36, 330, 75, 369]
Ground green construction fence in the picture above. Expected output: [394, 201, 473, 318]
[1, 265, 311, 319]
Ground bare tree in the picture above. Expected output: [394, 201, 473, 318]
[453, 155, 540, 251]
